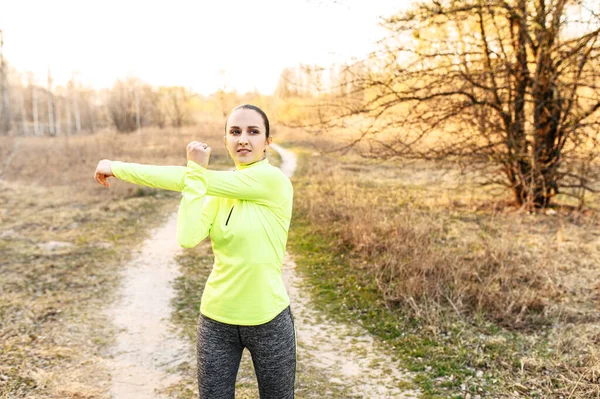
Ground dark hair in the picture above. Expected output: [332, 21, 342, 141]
[227, 104, 270, 139]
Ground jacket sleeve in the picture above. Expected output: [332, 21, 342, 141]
[111, 161, 186, 192]
[185, 160, 292, 209]
[177, 168, 219, 248]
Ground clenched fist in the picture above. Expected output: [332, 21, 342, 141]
[94, 159, 114, 188]
[187, 141, 212, 168]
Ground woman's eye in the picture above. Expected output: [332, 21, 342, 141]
[231, 130, 240, 134]
[251, 130, 259, 134]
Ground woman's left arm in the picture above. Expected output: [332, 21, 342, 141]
[185, 160, 292, 209]
[176, 160, 221, 248]
[177, 193, 218, 248]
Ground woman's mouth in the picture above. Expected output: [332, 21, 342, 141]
[237, 149, 251, 154]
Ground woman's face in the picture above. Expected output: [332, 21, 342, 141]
[224, 108, 272, 167]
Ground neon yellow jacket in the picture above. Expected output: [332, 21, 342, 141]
[111, 158, 293, 325]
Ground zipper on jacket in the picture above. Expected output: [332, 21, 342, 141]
[225, 206, 234, 226]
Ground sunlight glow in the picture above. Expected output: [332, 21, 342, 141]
[0, 0, 405, 94]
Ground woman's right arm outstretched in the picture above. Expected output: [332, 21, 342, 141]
[94, 159, 186, 192]
[95, 157, 217, 248]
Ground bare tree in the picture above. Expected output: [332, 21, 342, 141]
[18, 84, 29, 136]
[71, 75, 81, 134]
[134, 86, 141, 135]
[32, 85, 39, 136]
[216, 69, 240, 118]
[47, 69, 55, 136]
[0, 30, 11, 135]
[163, 86, 191, 127]
[107, 78, 156, 133]
[275, 68, 299, 99]
[312, 0, 600, 208]
[148, 88, 166, 128]
[65, 85, 72, 136]
[107, 79, 138, 132]
[87, 91, 96, 133]
[54, 93, 61, 136]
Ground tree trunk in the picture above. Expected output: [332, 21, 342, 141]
[507, 0, 563, 208]
[66, 88, 72, 136]
[32, 86, 39, 136]
[0, 30, 11, 136]
[505, 0, 534, 207]
[73, 90, 81, 134]
[89, 94, 96, 133]
[55, 95, 61, 136]
[135, 88, 141, 135]
[19, 88, 29, 136]
[47, 70, 55, 136]
[1, 71, 9, 136]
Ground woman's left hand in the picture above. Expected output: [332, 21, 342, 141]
[186, 141, 212, 168]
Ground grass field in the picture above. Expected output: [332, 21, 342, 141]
[280, 128, 600, 398]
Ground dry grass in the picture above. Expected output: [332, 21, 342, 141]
[284, 132, 600, 397]
[0, 177, 182, 398]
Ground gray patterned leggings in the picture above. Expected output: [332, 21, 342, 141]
[196, 306, 296, 399]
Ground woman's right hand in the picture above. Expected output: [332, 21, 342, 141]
[94, 159, 114, 188]
[186, 141, 212, 168]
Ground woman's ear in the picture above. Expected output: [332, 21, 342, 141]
[264, 136, 272, 152]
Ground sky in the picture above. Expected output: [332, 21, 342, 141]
[0, 0, 407, 95]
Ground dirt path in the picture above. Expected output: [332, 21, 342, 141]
[103, 144, 417, 398]
[103, 213, 192, 398]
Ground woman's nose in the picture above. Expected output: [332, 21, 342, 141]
[238, 131, 249, 144]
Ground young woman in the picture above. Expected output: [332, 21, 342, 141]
[94, 104, 296, 399]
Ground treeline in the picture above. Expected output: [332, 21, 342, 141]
[272, 62, 367, 126]
[0, 69, 207, 136]
[275, 63, 367, 100]
[0, 62, 345, 137]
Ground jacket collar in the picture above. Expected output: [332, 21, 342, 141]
[237, 157, 269, 170]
